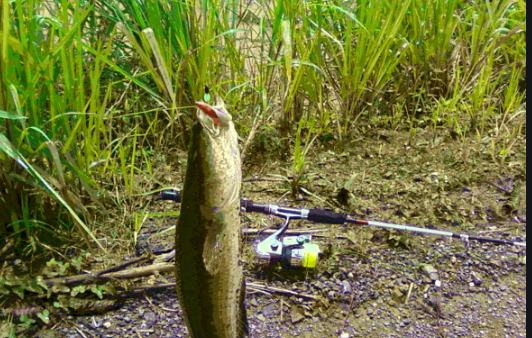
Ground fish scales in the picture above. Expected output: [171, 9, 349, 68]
[175, 102, 248, 338]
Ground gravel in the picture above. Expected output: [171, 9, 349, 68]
[35, 229, 526, 338]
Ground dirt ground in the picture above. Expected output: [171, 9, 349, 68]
[0, 130, 525, 338]
[31, 130, 526, 338]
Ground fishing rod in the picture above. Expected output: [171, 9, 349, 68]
[158, 189, 526, 267]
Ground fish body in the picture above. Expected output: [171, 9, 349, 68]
[175, 101, 248, 338]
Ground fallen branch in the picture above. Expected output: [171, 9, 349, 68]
[43, 261, 174, 287]
[42, 261, 321, 302]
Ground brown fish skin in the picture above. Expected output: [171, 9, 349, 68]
[175, 101, 248, 338]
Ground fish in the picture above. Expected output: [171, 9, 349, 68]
[175, 100, 248, 338]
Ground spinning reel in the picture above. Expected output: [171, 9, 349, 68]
[254, 216, 321, 269]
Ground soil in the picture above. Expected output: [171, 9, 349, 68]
[9, 130, 529, 338]
[37, 235, 526, 338]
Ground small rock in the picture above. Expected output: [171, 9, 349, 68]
[144, 312, 156, 324]
[339, 303, 351, 311]
[491, 260, 502, 268]
[398, 283, 410, 294]
[420, 264, 439, 281]
[426, 295, 441, 312]
[290, 311, 305, 324]
[314, 281, 326, 290]
[262, 303, 276, 317]
[391, 288, 404, 299]
[471, 272, 482, 286]
[342, 280, 352, 294]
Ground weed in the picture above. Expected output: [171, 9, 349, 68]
[0, 0, 526, 256]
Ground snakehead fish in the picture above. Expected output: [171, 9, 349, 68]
[175, 101, 248, 338]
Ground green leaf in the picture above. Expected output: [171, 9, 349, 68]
[91, 285, 104, 299]
[19, 315, 36, 327]
[0, 110, 27, 120]
[71, 285, 87, 297]
[37, 309, 50, 324]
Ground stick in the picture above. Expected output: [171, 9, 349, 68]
[247, 282, 320, 301]
[43, 261, 174, 286]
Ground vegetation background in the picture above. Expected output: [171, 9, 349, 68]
[0, 0, 526, 335]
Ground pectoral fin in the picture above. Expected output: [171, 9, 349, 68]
[202, 217, 225, 275]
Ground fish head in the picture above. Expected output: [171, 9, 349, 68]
[196, 101, 233, 132]
[194, 99, 240, 217]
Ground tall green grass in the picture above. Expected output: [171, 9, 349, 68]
[0, 0, 111, 252]
[0, 0, 526, 253]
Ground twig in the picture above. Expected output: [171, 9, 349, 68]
[247, 282, 319, 301]
[130, 283, 175, 292]
[43, 263, 174, 286]
[243, 178, 287, 183]
[405, 282, 414, 304]
[154, 250, 176, 263]
[144, 293, 179, 313]
[96, 256, 152, 276]
[73, 324, 89, 338]
[125, 281, 320, 302]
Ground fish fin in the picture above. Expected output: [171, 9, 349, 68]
[201, 173, 241, 274]
[202, 217, 225, 275]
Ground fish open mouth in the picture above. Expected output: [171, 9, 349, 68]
[196, 101, 232, 128]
